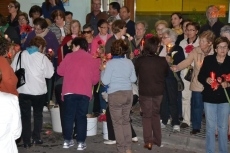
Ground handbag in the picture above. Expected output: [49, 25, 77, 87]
[184, 66, 193, 82]
[15, 51, 25, 88]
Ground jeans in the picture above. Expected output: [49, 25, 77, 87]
[99, 85, 107, 113]
[191, 91, 203, 130]
[63, 94, 89, 142]
[19, 94, 46, 144]
[204, 102, 229, 153]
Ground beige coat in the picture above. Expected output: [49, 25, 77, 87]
[177, 46, 214, 92]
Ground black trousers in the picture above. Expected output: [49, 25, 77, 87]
[160, 78, 180, 126]
[106, 105, 137, 140]
[19, 93, 46, 144]
[93, 83, 101, 113]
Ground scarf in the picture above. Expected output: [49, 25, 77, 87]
[36, 28, 49, 38]
[27, 46, 39, 54]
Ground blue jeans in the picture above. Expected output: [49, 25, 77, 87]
[99, 85, 107, 113]
[204, 102, 229, 153]
[191, 91, 203, 130]
[63, 94, 90, 142]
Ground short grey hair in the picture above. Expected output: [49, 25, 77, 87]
[135, 21, 148, 30]
[220, 25, 230, 35]
[161, 28, 178, 43]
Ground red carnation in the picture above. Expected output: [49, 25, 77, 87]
[20, 25, 32, 34]
[98, 40, 104, 45]
[145, 33, 154, 40]
[222, 74, 230, 82]
[134, 49, 140, 56]
[98, 113, 106, 122]
[185, 45, 194, 53]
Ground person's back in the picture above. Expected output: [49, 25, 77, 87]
[0, 92, 21, 153]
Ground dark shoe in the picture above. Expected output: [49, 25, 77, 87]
[23, 143, 31, 149]
[179, 117, 183, 122]
[180, 123, 189, 128]
[190, 129, 200, 135]
[32, 139, 43, 145]
[140, 111, 143, 116]
[228, 135, 230, 141]
[144, 143, 152, 150]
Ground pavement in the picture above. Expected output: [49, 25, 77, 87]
[17, 104, 230, 153]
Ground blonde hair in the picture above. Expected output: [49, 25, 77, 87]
[155, 20, 168, 29]
[199, 30, 215, 43]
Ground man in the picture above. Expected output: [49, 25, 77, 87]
[65, 11, 73, 24]
[0, 91, 22, 153]
[199, 5, 224, 37]
[108, 2, 121, 20]
[86, 0, 108, 36]
[120, 6, 135, 37]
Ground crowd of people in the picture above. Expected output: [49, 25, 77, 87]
[0, 0, 230, 153]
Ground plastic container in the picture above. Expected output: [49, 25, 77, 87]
[50, 105, 62, 133]
[87, 117, 97, 136]
[103, 121, 108, 140]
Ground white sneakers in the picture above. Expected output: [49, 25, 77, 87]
[63, 139, 74, 149]
[77, 142, 87, 150]
[132, 137, 138, 142]
[104, 140, 116, 145]
[173, 125, 180, 132]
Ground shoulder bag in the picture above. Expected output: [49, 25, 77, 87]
[15, 51, 25, 88]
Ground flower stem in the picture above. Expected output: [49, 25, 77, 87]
[223, 88, 230, 103]
[96, 82, 101, 93]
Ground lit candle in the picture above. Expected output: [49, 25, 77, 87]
[141, 39, 144, 47]
[48, 48, 53, 52]
[166, 44, 173, 55]
[4, 34, 8, 39]
[210, 72, 215, 80]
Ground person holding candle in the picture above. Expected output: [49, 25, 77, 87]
[198, 36, 230, 153]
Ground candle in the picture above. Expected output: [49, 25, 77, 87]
[210, 72, 215, 80]
[48, 48, 53, 52]
[141, 39, 144, 47]
[4, 34, 8, 39]
[166, 44, 173, 55]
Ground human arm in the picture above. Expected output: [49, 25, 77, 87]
[101, 61, 113, 85]
[129, 61, 137, 83]
[42, 55, 54, 79]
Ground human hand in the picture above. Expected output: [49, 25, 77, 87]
[130, 52, 134, 59]
[166, 55, 173, 63]
[170, 65, 178, 72]
[67, 40, 72, 47]
[221, 81, 229, 88]
[206, 77, 214, 85]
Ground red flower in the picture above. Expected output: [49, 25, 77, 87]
[217, 77, 222, 83]
[98, 40, 104, 45]
[106, 53, 112, 59]
[185, 45, 194, 53]
[134, 49, 140, 56]
[20, 25, 32, 34]
[222, 74, 230, 82]
[98, 113, 106, 122]
[145, 33, 154, 39]
[211, 80, 219, 91]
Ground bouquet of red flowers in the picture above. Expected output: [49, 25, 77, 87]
[20, 25, 32, 39]
[98, 109, 106, 122]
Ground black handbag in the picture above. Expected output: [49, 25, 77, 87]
[15, 51, 25, 88]
[184, 66, 193, 82]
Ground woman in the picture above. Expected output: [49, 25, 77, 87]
[160, 28, 185, 131]
[155, 20, 168, 39]
[198, 37, 230, 153]
[57, 37, 100, 151]
[101, 39, 137, 153]
[18, 12, 32, 47]
[42, 0, 65, 20]
[82, 23, 94, 53]
[172, 30, 215, 134]
[0, 14, 20, 44]
[29, 5, 43, 28]
[179, 22, 200, 128]
[135, 36, 168, 150]
[49, 10, 70, 44]
[0, 36, 18, 96]
[220, 25, 230, 140]
[175, 19, 192, 45]
[11, 36, 54, 149]
[171, 12, 183, 35]
[7, 1, 21, 34]
[107, 16, 117, 35]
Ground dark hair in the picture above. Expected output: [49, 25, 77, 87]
[45, 0, 61, 11]
[109, 2, 121, 12]
[65, 11, 73, 16]
[121, 6, 130, 13]
[186, 22, 200, 31]
[97, 19, 107, 28]
[29, 5, 42, 18]
[33, 18, 48, 29]
[0, 36, 10, 56]
[29, 36, 46, 48]
[18, 12, 29, 24]
[71, 37, 88, 51]
[213, 37, 230, 50]
[170, 12, 183, 28]
[9, 1, 21, 14]
[83, 23, 93, 30]
[111, 39, 129, 56]
[181, 19, 192, 26]
[0, 14, 8, 26]
[51, 9, 65, 21]
[112, 20, 126, 34]
[143, 36, 160, 56]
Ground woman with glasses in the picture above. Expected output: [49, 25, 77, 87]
[178, 22, 200, 129]
[7, 1, 21, 33]
[198, 37, 230, 153]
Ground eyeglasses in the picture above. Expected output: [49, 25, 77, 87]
[216, 46, 228, 50]
[100, 27, 108, 29]
[18, 18, 26, 21]
[187, 29, 196, 32]
[34, 28, 43, 31]
[8, 5, 15, 8]
[82, 30, 92, 34]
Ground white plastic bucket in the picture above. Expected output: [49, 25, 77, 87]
[103, 121, 108, 140]
[87, 117, 97, 136]
[50, 105, 62, 133]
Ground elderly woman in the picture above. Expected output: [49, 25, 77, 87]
[11, 36, 54, 148]
[101, 39, 137, 153]
[160, 28, 185, 132]
[155, 20, 168, 39]
[0, 37, 18, 96]
[172, 30, 215, 134]
[178, 22, 200, 128]
[170, 12, 183, 35]
[220, 25, 230, 140]
[57, 37, 100, 151]
[135, 36, 168, 150]
[49, 10, 70, 44]
[82, 23, 94, 53]
[198, 37, 230, 153]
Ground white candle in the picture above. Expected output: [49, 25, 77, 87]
[4, 34, 8, 39]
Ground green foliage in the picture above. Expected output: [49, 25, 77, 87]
[188, 9, 207, 26]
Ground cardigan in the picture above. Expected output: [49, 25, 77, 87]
[198, 55, 230, 103]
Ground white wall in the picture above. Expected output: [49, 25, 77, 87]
[17, 0, 91, 26]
